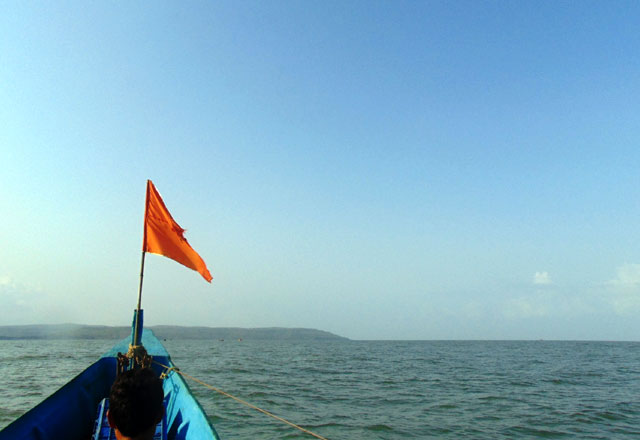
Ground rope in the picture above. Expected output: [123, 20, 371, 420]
[153, 360, 330, 440]
[159, 366, 179, 380]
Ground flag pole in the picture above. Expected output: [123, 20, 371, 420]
[136, 251, 146, 311]
[132, 251, 146, 347]
[132, 181, 151, 348]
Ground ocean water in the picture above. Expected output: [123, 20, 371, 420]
[1, 339, 639, 439]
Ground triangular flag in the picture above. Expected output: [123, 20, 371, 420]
[143, 180, 212, 282]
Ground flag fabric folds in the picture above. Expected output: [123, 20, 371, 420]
[143, 180, 213, 282]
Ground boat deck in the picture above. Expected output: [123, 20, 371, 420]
[92, 397, 167, 440]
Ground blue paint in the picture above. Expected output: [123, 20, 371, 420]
[0, 329, 220, 440]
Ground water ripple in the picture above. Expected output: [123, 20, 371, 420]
[2, 340, 640, 439]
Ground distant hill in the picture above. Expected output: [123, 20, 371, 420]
[0, 324, 348, 341]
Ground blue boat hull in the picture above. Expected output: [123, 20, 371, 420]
[0, 329, 220, 440]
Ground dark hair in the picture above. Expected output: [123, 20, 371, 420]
[109, 368, 164, 437]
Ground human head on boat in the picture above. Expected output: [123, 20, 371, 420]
[107, 367, 164, 440]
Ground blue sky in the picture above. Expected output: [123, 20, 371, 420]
[1, 1, 640, 340]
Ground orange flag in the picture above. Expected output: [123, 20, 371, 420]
[143, 180, 213, 282]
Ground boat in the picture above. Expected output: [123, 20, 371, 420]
[0, 181, 220, 440]
[0, 310, 220, 440]
[0, 180, 329, 440]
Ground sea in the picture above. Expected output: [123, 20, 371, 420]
[1, 339, 639, 439]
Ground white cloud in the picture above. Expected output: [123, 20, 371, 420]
[0, 275, 13, 287]
[533, 271, 552, 285]
[609, 263, 640, 286]
[607, 263, 640, 315]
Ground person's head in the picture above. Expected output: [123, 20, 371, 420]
[107, 367, 164, 440]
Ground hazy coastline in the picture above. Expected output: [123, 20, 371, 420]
[0, 324, 347, 341]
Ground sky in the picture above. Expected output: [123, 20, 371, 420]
[1, 1, 640, 340]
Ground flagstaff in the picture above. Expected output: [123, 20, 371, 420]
[133, 180, 213, 348]
[132, 250, 146, 347]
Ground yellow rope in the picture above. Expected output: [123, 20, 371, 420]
[154, 361, 330, 440]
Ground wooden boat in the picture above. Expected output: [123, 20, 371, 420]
[0, 310, 220, 440]
[1, 181, 221, 440]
